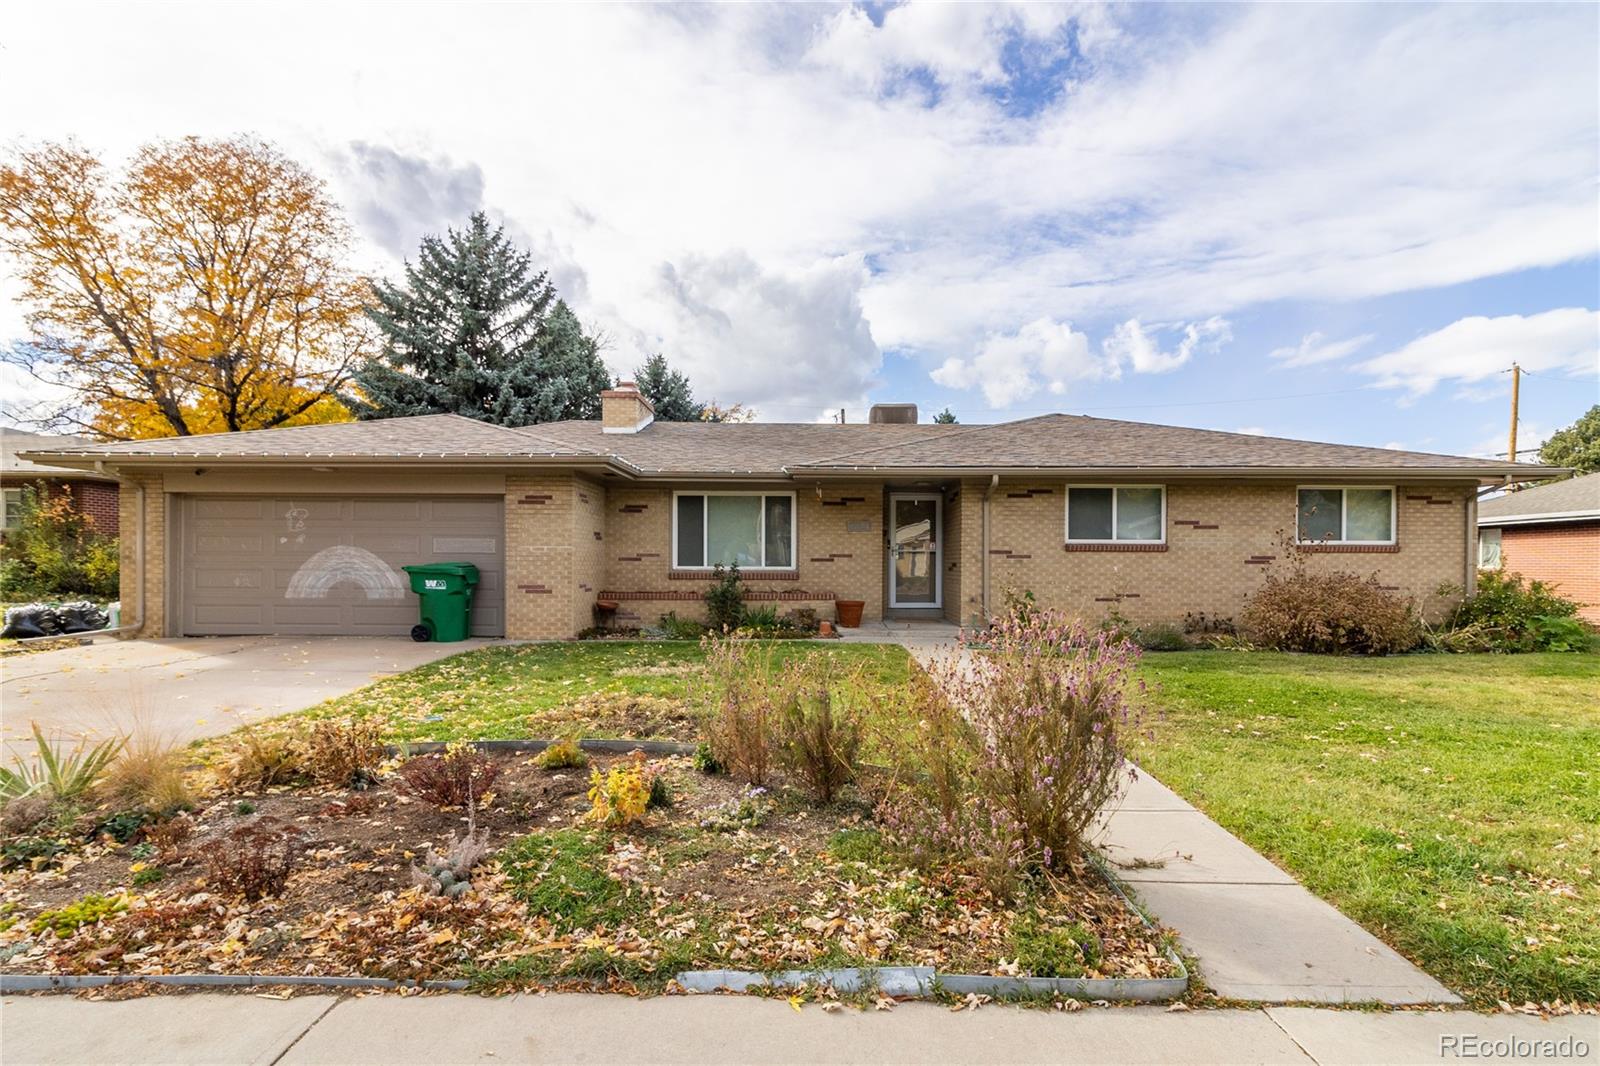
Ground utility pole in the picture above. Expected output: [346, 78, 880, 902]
[1508, 362, 1520, 463]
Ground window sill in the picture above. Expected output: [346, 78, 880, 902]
[668, 569, 801, 580]
[1063, 542, 1168, 553]
[1296, 542, 1399, 553]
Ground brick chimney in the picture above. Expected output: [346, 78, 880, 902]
[601, 381, 655, 434]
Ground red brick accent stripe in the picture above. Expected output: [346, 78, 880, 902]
[598, 589, 835, 602]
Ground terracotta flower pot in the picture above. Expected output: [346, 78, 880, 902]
[835, 600, 865, 628]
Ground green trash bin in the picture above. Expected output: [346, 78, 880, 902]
[401, 562, 480, 642]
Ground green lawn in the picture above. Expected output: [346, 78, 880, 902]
[303, 639, 913, 743]
[1134, 651, 1600, 1007]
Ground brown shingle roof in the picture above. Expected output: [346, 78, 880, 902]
[1478, 472, 1600, 525]
[16, 415, 607, 462]
[18, 411, 1555, 482]
[522, 420, 960, 475]
[789, 414, 1546, 475]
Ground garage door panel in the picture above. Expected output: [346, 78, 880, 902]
[179, 495, 504, 637]
[431, 498, 502, 521]
[431, 535, 498, 555]
[351, 499, 425, 522]
[193, 568, 265, 590]
[195, 536, 265, 556]
[192, 498, 270, 520]
[191, 603, 266, 626]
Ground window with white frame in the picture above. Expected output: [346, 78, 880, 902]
[1478, 527, 1502, 569]
[1065, 485, 1165, 543]
[1296, 487, 1395, 544]
[2, 488, 23, 531]
[673, 492, 795, 569]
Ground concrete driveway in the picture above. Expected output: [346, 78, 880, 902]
[1, 636, 497, 756]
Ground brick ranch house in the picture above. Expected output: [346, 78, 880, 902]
[1, 427, 120, 537]
[19, 383, 1556, 640]
[1477, 471, 1600, 623]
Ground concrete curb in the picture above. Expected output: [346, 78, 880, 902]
[389, 739, 697, 756]
[0, 974, 470, 992]
[677, 967, 934, 997]
[675, 860, 1189, 1003]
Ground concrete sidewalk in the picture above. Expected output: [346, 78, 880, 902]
[1098, 769, 1460, 1005]
[0, 636, 495, 757]
[2, 993, 1594, 1065]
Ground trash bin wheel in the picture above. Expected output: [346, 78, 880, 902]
[410, 623, 433, 643]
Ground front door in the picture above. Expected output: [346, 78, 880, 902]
[888, 494, 941, 608]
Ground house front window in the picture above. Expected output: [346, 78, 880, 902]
[673, 492, 795, 569]
[2, 488, 23, 531]
[1296, 486, 1395, 544]
[1478, 527, 1502, 569]
[1065, 485, 1165, 543]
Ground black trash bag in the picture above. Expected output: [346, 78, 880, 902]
[1, 603, 62, 639]
[57, 601, 109, 634]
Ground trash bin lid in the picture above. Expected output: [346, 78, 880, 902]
[401, 562, 480, 578]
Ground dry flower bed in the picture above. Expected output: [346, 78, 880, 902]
[0, 749, 1173, 991]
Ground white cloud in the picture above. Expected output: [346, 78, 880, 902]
[1103, 317, 1232, 375]
[634, 251, 881, 418]
[932, 317, 1105, 408]
[1236, 426, 1268, 436]
[0, 3, 1594, 417]
[1357, 308, 1599, 395]
[932, 314, 1231, 407]
[1269, 331, 1375, 368]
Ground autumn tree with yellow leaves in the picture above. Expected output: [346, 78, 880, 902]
[0, 137, 370, 439]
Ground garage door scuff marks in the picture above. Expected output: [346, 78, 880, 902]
[286, 546, 407, 600]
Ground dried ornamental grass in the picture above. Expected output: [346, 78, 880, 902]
[879, 610, 1146, 894]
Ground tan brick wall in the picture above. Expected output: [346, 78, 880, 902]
[1499, 523, 1600, 622]
[571, 476, 608, 633]
[597, 482, 884, 627]
[504, 473, 580, 639]
[983, 481, 1474, 627]
[116, 473, 165, 637]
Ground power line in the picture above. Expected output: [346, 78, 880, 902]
[746, 382, 1397, 419]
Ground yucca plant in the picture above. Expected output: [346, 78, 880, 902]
[0, 725, 123, 804]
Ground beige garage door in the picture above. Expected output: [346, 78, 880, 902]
[178, 495, 504, 637]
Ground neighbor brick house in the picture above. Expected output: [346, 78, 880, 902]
[1, 428, 120, 537]
[1477, 472, 1599, 622]
[20, 384, 1556, 639]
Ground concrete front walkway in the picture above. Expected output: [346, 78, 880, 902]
[1100, 770, 1460, 1005]
[3, 993, 1594, 1065]
[1, 635, 495, 756]
[872, 628, 1460, 1006]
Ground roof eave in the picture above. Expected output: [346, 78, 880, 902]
[786, 464, 1555, 484]
[19, 452, 639, 478]
[1477, 509, 1600, 527]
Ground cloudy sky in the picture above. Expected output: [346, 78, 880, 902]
[2, 1, 1597, 457]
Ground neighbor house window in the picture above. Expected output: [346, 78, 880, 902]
[1, 488, 22, 531]
[1296, 487, 1395, 544]
[1478, 527, 1502, 569]
[673, 492, 795, 569]
[1065, 486, 1166, 543]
